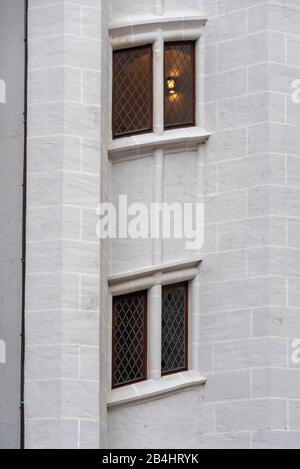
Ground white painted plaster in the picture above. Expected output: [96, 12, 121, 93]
[0, 79, 6, 103]
[0, 340, 6, 364]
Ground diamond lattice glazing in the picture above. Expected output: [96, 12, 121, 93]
[113, 45, 152, 138]
[164, 42, 195, 129]
[112, 292, 147, 388]
[161, 284, 188, 375]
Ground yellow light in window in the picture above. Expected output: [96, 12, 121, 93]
[167, 76, 176, 95]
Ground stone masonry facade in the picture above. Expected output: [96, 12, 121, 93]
[24, 0, 300, 449]
[199, 0, 300, 449]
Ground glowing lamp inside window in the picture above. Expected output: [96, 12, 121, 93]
[167, 76, 176, 95]
[164, 42, 196, 129]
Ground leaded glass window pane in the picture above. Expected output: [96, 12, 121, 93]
[112, 291, 147, 388]
[164, 42, 195, 129]
[161, 283, 188, 375]
[113, 45, 153, 138]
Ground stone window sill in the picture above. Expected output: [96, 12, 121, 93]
[107, 370, 207, 408]
[108, 127, 211, 161]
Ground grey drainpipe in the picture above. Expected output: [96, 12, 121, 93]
[20, 0, 28, 450]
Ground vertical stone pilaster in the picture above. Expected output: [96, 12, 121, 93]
[25, 0, 108, 449]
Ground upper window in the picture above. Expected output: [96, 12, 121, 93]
[164, 42, 195, 129]
[112, 291, 147, 388]
[112, 45, 153, 139]
[161, 283, 188, 375]
[112, 41, 196, 138]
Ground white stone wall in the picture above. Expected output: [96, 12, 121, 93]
[25, 0, 108, 449]
[107, 0, 300, 450]
[198, 0, 300, 449]
[248, 0, 300, 449]
[25, 0, 300, 449]
[199, 0, 282, 448]
[111, 156, 154, 273]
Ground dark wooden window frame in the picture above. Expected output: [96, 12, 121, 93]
[112, 291, 148, 389]
[161, 282, 189, 377]
[112, 44, 153, 139]
[164, 41, 196, 131]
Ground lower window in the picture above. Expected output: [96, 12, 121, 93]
[161, 283, 188, 375]
[112, 291, 147, 389]
[111, 282, 189, 388]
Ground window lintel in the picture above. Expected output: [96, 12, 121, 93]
[109, 14, 207, 50]
[108, 257, 202, 296]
